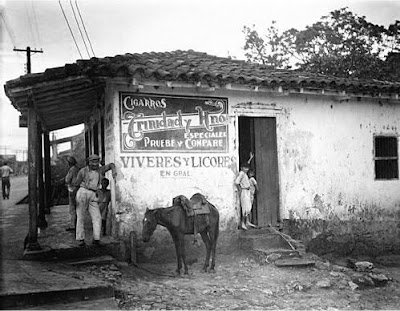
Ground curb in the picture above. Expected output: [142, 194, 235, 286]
[0, 285, 115, 310]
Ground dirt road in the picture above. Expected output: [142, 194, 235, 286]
[79, 252, 400, 310]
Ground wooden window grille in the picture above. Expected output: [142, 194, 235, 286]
[374, 136, 398, 180]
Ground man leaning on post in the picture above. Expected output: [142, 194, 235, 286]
[74, 154, 117, 246]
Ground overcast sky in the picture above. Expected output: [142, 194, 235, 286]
[1, 0, 400, 152]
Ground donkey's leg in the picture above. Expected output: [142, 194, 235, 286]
[178, 234, 189, 275]
[171, 234, 182, 275]
[209, 227, 219, 273]
[200, 231, 211, 272]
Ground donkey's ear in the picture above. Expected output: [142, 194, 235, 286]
[146, 207, 149, 212]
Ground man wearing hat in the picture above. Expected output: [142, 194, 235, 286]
[65, 156, 79, 232]
[74, 154, 117, 246]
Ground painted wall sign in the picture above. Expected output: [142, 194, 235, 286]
[120, 93, 228, 152]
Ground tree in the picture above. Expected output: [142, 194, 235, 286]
[243, 8, 400, 80]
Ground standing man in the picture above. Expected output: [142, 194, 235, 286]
[65, 156, 79, 232]
[1, 161, 13, 200]
[74, 154, 117, 246]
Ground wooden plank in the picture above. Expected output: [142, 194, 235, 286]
[46, 118, 87, 131]
[275, 258, 316, 267]
[5, 76, 92, 103]
[38, 92, 98, 109]
[254, 117, 279, 226]
[37, 123, 47, 229]
[34, 85, 103, 103]
[40, 101, 95, 114]
[43, 132, 52, 210]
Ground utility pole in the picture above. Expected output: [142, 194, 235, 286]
[13, 46, 43, 74]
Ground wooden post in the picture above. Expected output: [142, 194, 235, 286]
[26, 98, 41, 251]
[85, 130, 90, 159]
[43, 132, 52, 212]
[37, 122, 47, 229]
[130, 231, 137, 265]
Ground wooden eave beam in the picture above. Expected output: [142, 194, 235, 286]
[38, 100, 95, 112]
[33, 85, 103, 103]
[7, 84, 98, 110]
[5, 76, 93, 96]
[37, 90, 99, 108]
[46, 118, 86, 131]
[49, 112, 88, 124]
[41, 102, 94, 114]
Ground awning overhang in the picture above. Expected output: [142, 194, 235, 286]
[5, 75, 105, 132]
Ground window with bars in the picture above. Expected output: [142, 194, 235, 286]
[374, 136, 399, 180]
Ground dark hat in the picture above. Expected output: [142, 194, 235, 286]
[67, 156, 77, 164]
[88, 154, 100, 161]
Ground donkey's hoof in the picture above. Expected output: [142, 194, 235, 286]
[209, 268, 216, 274]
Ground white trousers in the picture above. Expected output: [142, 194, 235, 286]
[75, 188, 101, 241]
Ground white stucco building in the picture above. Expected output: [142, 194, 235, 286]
[5, 50, 400, 256]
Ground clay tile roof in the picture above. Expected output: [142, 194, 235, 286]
[5, 50, 400, 95]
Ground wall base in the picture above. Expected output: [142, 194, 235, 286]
[283, 218, 400, 257]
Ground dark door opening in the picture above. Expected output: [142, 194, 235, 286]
[238, 116, 280, 227]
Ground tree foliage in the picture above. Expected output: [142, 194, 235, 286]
[243, 7, 400, 80]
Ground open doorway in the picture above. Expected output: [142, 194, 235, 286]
[238, 117, 280, 227]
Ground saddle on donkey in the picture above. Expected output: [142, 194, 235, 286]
[173, 193, 211, 243]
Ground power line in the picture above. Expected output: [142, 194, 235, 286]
[75, 0, 95, 57]
[59, 0, 83, 59]
[1, 12, 17, 47]
[24, 0, 37, 47]
[30, 0, 42, 47]
[69, 0, 91, 58]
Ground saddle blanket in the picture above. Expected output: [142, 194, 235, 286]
[186, 201, 210, 216]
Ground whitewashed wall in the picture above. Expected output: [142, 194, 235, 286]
[109, 84, 239, 237]
[277, 96, 400, 220]
[102, 82, 400, 238]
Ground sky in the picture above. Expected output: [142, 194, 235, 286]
[1, 0, 400, 156]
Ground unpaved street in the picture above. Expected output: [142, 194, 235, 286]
[80, 253, 400, 310]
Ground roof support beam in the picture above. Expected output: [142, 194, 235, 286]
[24, 97, 42, 254]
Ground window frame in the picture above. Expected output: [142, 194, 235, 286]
[374, 135, 399, 180]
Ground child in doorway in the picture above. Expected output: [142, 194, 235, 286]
[248, 169, 259, 226]
[98, 178, 111, 236]
[248, 169, 259, 207]
[235, 163, 256, 230]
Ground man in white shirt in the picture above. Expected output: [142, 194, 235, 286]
[1, 161, 13, 200]
[73, 154, 117, 246]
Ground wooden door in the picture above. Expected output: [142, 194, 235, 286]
[254, 117, 279, 226]
[239, 117, 279, 227]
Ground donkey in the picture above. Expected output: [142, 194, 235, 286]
[142, 193, 219, 275]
